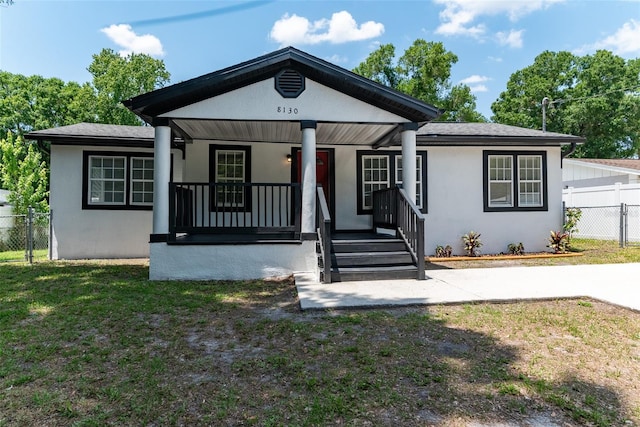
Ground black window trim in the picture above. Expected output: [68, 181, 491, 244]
[356, 150, 428, 215]
[482, 150, 548, 212]
[209, 144, 252, 212]
[82, 150, 154, 211]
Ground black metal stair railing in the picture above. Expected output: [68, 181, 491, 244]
[373, 187, 425, 280]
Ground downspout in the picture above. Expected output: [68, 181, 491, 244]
[561, 142, 577, 167]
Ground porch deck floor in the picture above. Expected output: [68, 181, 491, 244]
[169, 232, 300, 245]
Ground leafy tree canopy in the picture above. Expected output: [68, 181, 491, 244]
[353, 39, 486, 122]
[492, 50, 640, 158]
[0, 132, 48, 213]
[88, 48, 170, 126]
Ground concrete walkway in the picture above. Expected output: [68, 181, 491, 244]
[295, 263, 640, 311]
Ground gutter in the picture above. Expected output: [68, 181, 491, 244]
[561, 142, 578, 167]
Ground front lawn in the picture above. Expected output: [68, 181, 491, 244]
[1, 262, 639, 426]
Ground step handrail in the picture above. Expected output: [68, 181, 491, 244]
[316, 186, 332, 283]
[373, 187, 425, 280]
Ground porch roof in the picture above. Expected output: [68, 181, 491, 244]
[123, 46, 442, 125]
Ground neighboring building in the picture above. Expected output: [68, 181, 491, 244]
[27, 47, 584, 282]
[563, 158, 640, 188]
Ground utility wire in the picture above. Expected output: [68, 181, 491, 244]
[548, 84, 640, 106]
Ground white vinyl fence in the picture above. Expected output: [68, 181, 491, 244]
[563, 183, 640, 246]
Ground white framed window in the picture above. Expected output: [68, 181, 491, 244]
[518, 155, 543, 207]
[357, 151, 428, 214]
[361, 155, 389, 210]
[488, 155, 513, 208]
[83, 152, 154, 210]
[88, 156, 126, 205]
[483, 151, 547, 212]
[215, 150, 246, 207]
[130, 157, 154, 206]
[395, 155, 423, 208]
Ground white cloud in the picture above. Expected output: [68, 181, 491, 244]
[269, 11, 384, 46]
[488, 56, 503, 63]
[496, 29, 524, 48]
[460, 75, 490, 92]
[469, 84, 489, 93]
[460, 75, 491, 85]
[434, 0, 563, 38]
[101, 24, 165, 57]
[574, 19, 640, 56]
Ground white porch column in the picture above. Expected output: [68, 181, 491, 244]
[401, 123, 419, 204]
[300, 120, 317, 237]
[152, 121, 171, 237]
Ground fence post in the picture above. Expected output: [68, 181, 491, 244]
[619, 203, 625, 248]
[27, 206, 34, 264]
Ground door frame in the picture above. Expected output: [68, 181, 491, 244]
[290, 147, 336, 230]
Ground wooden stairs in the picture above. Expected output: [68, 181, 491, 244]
[318, 232, 419, 282]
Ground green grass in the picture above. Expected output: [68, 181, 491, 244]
[0, 249, 48, 262]
[0, 261, 639, 426]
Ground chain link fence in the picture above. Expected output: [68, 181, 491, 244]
[564, 204, 640, 247]
[0, 208, 50, 263]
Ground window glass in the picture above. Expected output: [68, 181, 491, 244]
[518, 155, 543, 207]
[216, 150, 245, 207]
[362, 155, 389, 210]
[488, 155, 513, 207]
[130, 157, 154, 206]
[89, 156, 126, 205]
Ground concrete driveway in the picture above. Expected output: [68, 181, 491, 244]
[295, 263, 640, 311]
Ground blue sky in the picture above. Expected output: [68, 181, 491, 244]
[1, 0, 639, 119]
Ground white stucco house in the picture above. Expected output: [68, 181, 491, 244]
[28, 47, 584, 282]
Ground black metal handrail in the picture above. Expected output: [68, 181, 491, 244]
[169, 182, 301, 240]
[373, 187, 425, 280]
[316, 186, 332, 283]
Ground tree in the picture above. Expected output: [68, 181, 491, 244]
[0, 133, 48, 214]
[492, 50, 640, 158]
[88, 48, 170, 125]
[353, 40, 486, 122]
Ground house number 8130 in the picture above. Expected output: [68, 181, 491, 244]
[277, 107, 298, 114]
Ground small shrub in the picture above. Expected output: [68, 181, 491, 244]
[507, 242, 524, 255]
[548, 230, 569, 254]
[435, 245, 452, 258]
[462, 231, 482, 257]
[563, 207, 582, 243]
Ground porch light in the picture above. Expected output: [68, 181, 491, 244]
[286, 154, 292, 163]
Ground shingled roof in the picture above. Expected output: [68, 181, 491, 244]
[566, 158, 640, 172]
[415, 122, 584, 145]
[26, 123, 181, 148]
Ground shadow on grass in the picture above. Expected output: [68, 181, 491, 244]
[0, 262, 632, 426]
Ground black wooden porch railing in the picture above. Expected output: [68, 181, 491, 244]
[169, 182, 301, 241]
[373, 187, 425, 280]
[316, 186, 332, 284]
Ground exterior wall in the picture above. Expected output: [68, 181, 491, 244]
[562, 161, 638, 188]
[149, 240, 317, 280]
[50, 145, 184, 259]
[161, 79, 407, 124]
[184, 141, 563, 255]
[425, 146, 562, 255]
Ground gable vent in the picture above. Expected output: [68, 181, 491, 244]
[275, 69, 305, 98]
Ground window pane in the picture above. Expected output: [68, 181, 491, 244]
[361, 155, 390, 210]
[215, 150, 246, 207]
[518, 155, 543, 207]
[490, 182, 512, 206]
[130, 156, 154, 206]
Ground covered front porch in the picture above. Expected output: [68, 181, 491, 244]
[122, 47, 440, 281]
